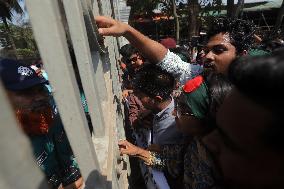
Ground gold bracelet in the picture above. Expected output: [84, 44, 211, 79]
[145, 151, 154, 166]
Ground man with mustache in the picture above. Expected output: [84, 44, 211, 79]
[202, 51, 284, 188]
[0, 59, 83, 189]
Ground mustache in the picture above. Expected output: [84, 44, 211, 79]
[203, 61, 215, 68]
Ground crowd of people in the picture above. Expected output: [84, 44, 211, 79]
[95, 15, 284, 189]
[0, 14, 284, 189]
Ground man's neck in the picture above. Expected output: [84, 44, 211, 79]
[154, 98, 172, 113]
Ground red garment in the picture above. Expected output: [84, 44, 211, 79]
[16, 107, 54, 135]
[183, 75, 204, 93]
[128, 93, 145, 127]
[160, 38, 177, 49]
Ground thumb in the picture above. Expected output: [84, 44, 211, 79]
[98, 28, 116, 36]
[120, 148, 129, 155]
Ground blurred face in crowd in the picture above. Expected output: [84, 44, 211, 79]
[202, 88, 284, 188]
[173, 93, 204, 136]
[7, 85, 53, 134]
[134, 89, 156, 110]
[129, 53, 144, 70]
[204, 33, 237, 74]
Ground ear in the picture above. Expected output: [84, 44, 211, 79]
[154, 95, 163, 102]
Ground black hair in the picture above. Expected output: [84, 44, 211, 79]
[133, 64, 175, 100]
[199, 73, 233, 132]
[207, 17, 255, 54]
[228, 51, 284, 150]
[205, 73, 232, 123]
[119, 44, 138, 59]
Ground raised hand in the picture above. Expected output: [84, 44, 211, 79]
[95, 16, 128, 37]
[95, 16, 167, 64]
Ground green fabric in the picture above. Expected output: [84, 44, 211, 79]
[29, 115, 81, 187]
[175, 53, 188, 62]
[248, 48, 270, 56]
[80, 92, 89, 113]
[183, 82, 209, 119]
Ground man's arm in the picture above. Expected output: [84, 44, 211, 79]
[95, 16, 167, 63]
[96, 16, 203, 84]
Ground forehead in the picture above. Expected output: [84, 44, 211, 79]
[216, 88, 273, 152]
[206, 33, 233, 48]
[8, 85, 48, 101]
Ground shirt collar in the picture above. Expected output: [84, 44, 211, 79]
[155, 98, 174, 118]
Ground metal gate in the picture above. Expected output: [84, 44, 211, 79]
[0, 0, 130, 188]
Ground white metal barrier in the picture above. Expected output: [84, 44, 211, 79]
[0, 0, 128, 188]
[0, 82, 49, 189]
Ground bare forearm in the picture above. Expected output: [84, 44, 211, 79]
[123, 24, 167, 64]
[135, 147, 150, 162]
[96, 16, 167, 63]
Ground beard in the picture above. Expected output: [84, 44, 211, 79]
[16, 106, 54, 135]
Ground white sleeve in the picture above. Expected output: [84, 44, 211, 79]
[157, 50, 203, 85]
